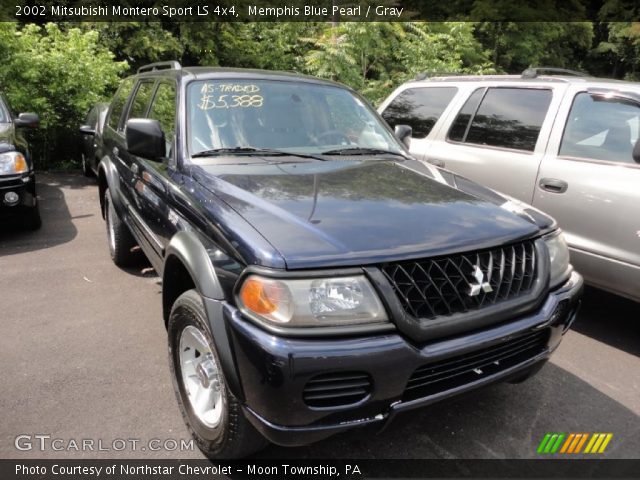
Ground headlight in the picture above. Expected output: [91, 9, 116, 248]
[545, 231, 571, 288]
[0, 151, 28, 175]
[238, 275, 388, 328]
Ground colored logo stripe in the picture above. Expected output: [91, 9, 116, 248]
[538, 433, 613, 454]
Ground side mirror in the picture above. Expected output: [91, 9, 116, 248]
[125, 118, 165, 161]
[394, 124, 412, 149]
[79, 125, 95, 136]
[634, 138, 640, 164]
[14, 113, 40, 129]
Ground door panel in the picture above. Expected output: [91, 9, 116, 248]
[428, 85, 564, 203]
[533, 87, 640, 300]
[131, 81, 179, 255]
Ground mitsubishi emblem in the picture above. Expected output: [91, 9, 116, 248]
[468, 265, 493, 296]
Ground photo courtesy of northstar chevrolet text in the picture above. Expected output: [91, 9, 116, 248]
[1, 0, 639, 478]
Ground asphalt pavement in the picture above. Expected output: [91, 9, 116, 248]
[1, 173, 638, 460]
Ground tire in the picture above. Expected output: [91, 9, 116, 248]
[82, 154, 94, 177]
[168, 290, 268, 459]
[22, 204, 41, 231]
[104, 188, 136, 267]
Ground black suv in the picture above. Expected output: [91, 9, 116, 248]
[97, 62, 583, 458]
[0, 92, 40, 230]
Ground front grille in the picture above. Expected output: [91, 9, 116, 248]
[303, 372, 372, 408]
[381, 240, 537, 320]
[403, 329, 548, 401]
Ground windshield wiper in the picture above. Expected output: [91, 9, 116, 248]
[191, 147, 326, 161]
[320, 147, 409, 159]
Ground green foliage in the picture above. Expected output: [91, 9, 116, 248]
[2, 17, 640, 168]
[303, 22, 492, 104]
[0, 23, 127, 167]
[475, 22, 593, 72]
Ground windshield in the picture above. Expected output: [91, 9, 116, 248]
[187, 79, 404, 157]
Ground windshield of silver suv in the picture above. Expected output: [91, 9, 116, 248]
[187, 79, 405, 158]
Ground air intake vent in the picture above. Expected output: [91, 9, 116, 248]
[403, 329, 548, 401]
[303, 372, 372, 408]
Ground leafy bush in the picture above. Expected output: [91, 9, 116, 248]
[0, 23, 127, 168]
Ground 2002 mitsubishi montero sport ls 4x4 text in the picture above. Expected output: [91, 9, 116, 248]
[96, 62, 583, 458]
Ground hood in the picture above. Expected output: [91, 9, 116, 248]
[193, 159, 541, 269]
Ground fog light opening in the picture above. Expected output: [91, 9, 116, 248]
[3, 191, 19, 206]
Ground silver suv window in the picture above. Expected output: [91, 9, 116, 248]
[381, 87, 458, 138]
[560, 92, 640, 164]
[0, 95, 10, 123]
[448, 87, 552, 152]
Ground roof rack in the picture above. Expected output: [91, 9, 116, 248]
[414, 71, 468, 81]
[137, 61, 182, 74]
[521, 67, 587, 79]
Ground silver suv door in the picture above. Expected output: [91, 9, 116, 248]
[533, 86, 640, 301]
[426, 85, 564, 202]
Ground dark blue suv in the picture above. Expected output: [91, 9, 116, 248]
[97, 62, 583, 458]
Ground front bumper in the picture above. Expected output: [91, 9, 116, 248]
[0, 172, 37, 218]
[211, 271, 583, 447]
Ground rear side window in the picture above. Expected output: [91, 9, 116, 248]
[107, 78, 135, 131]
[382, 87, 458, 138]
[448, 87, 552, 152]
[127, 81, 155, 120]
[560, 92, 640, 164]
[0, 95, 10, 123]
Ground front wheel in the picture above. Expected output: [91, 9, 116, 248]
[168, 290, 267, 458]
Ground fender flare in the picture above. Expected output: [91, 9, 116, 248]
[97, 156, 127, 220]
[164, 231, 244, 399]
[163, 231, 224, 300]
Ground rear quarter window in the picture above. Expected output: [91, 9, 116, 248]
[0, 96, 9, 123]
[382, 87, 458, 138]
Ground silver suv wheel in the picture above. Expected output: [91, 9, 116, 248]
[178, 326, 225, 428]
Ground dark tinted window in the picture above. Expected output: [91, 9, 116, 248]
[560, 92, 640, 164]
[449, 88, 552, 151]
[107, 78, 135, 131]
[448, 88, 485, 142]
[127, 81, 155, 120]
[382, 87, 458, 138]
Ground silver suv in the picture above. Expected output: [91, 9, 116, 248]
[379, 68, 640, 303]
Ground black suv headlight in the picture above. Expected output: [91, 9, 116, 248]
[544, 230, 571, 288]
[0, 151, 28, 175]
[237, 274, 389, 328]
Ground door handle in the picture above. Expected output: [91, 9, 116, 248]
[539, 177, 568, 194]
[426, 158, 445, 168]
[130, 163, 139, 175]
[112, 146, 119, 156]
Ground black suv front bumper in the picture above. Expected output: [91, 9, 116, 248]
[0, 172, 37, 218]
[209, 271, 582, 447]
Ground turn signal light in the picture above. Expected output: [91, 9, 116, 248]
[239, 277, 281, 315]
[14, 153, 28, 173]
